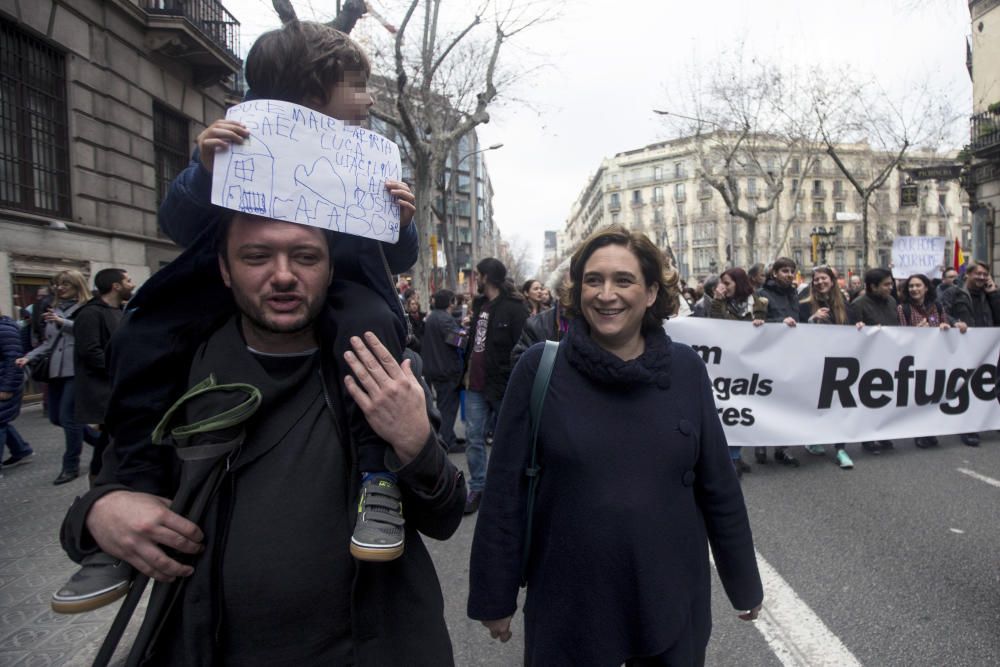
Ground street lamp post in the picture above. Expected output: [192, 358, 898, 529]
[810, 225, 838, 266]
[441, 142, 503, 291]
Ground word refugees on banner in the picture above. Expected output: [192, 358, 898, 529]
[665, 318, 1000, 447]
[210, 99, 403, 244]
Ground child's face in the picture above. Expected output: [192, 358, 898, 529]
[313, 70, 373, 122]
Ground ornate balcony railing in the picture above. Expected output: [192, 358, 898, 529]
[144, 0, 240, 61]
[970, 109, 1000, 156]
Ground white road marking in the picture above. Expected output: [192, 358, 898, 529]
[949, 528, 965, 534]
[957, 467, 1000, 489]
[733, 550, 862, 667]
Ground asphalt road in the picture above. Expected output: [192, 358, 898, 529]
[1, 406, 998, 665]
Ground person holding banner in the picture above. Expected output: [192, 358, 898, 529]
[469, 226, 763, 666]
[798, 266, 859, 469]
[755, 258, 801, 467]
[708, 267, 767, 476]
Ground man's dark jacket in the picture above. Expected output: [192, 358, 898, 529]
[73, 296, 123, 424]
[0, 316, 24, 424]
[511, 303, 565, 368]
[464, 291, 528, 403]
[421, 308, 463, 383]
[757, 278, 799, 322]
[60, 307, 466, 666]
[947, 287, 1000, 327]
[849, 292, 898, 326]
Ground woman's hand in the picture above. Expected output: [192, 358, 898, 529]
[956, 321, 968, 333]
[713, 283, 726, 300]
[938, 322, 951, 331]
[482, 616, 513, 642]
[15, 357, 28, 368]
[813, 307, 830, 322]
[782, 317, 797, 328]
[752, 319, 764, 327]
[855, 322, 865, 330]
[739, 604, 762, 621]
[43, 310, 64, 326]
[916, 320, 928, 328]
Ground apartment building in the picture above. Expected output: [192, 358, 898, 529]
[967, 0, 1000, 275]
[564, 134, 969, 281]
[0, 0, 241, 318]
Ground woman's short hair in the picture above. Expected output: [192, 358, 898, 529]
[562, 224, 679, 332]
[901, 274, 936, 306]
[245, 20, 371, 107]
[54, 269, 91, 302]
[720, 267, 754, 300]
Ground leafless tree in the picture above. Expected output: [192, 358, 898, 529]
[811, 71, 958, 268]
[658, 49, 825, 266]
[495, 234, 534, 286]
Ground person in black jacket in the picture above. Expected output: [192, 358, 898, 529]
[754, 258, 801, 466]
[463, 258, 528, 514]
[0, 309, 33, 473]
[61, 214, 465, 665]
[422, 289, 466, 453]
[944, 261, 999, 446]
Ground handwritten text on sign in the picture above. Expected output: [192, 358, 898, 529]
[891, 236, 946, 279]
[210, 99, 402, 243]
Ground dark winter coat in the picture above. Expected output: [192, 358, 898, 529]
[421, 308, 464, 383]
[849, 293, 898, 326]
[464, 291, 529, 403]
[61, 310, 466, 666]
[0, 316, 24, 424]
[757, 279, 800, 322]
[947, 287, 1000, 327]
[24, 300, 83, 379]
[510, 303, 567, 368]
[73, 296, 123, 424]
[468, 320, 763, 665]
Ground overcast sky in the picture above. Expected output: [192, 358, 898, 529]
[221, 0, 972, 271]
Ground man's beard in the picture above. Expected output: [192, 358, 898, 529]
[232, 289, 323, 337]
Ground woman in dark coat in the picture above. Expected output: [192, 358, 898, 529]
[468, 225, 763, 666]
[707, 267, 766, 476]
[896, 273, 967, 448]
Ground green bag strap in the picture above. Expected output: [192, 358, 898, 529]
[521, 340, 559, 586]
[151, 374, 263, 462]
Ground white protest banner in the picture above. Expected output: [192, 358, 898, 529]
[663, 318, 1000, 447]
[210, 99, 402, 243]
[891, 236, 947, 279]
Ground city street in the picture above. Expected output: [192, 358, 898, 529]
[1, 405, 998, 666]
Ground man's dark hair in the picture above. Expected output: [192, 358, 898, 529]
[476, 258, 508, 289]
[769, 257, 796, 277]
[863, 267, 892, 291]
[94, 268, 127, 295]
[432, 289, 454, 310]
[215, 212, 337, 267]
[245, 20, 371, 107]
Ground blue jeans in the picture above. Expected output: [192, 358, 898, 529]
[47, 378, 98, 473]
[465, 391, 500, 493]
[430, 378, 462, 450]
[0, 421, 32, 460]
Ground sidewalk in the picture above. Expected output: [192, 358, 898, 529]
[0, 405, 134, 666]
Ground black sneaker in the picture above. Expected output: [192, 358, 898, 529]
[961, 433, 980, 447]
[1, 451, 34, 467]
[52, 552, 133, 614]
[861, 441, 881, 455]
[774, 450, 800, 467]
[350, 475, 405, 562]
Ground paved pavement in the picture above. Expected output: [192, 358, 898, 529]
[2, 404, 999, 665]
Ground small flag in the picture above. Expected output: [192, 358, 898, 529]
[953, 238, 964, 271]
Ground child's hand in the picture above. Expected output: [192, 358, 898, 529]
[197, 120, 249, 173]
[385, 180, 416, 228]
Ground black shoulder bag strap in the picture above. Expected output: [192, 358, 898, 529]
[520, 340, 559, 587]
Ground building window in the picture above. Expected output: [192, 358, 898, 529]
[813, 159, 822, 174]
[611, 174, 620, 186]
[836, 249, 845, 268]
[834, 201, 845, 214]
[747, 178, 757, 196]
[700, 200, 710, 216]
[790, 157, 800, 173]
[0, 19, 71, 216]
[653, 165, 662, 180]
[794, 201, 803, 215]
[631, 189, 642, 204]
[153, 104, 190, 206]
[609, 192, 620, 208]
[812, 180, 822, 195]
[833, 180, 843, 196]
[674, 183, 686, 201]
[653, 186, 663, 203]
[674, 162, 685, 178]
[791, 179, 799, 194]
[611, 212, 619, 224]
[812, 201, 824, 214]
[897, 220, 909, 236]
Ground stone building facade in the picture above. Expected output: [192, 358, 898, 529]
[564, 135, 969, 281]
[0, 0, 241, 318]
[967, 0, 1000, 276]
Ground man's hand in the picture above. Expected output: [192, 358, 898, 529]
[782, 317, 797, 327]
[482, 616, 513, 642]
[86, 491, 204, 582]
[739, 604, 762, 621]
[0, 391, 11, 400]
[343, 332, 432, 464]
[197, 119, 249, 173]
[385, 180, 416, 228]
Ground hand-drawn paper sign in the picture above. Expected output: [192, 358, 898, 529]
[210, 99, 402, 244]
